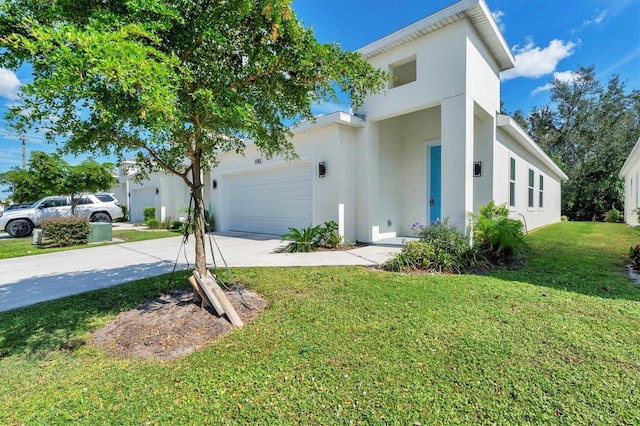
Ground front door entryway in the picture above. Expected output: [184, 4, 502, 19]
[429, 145, 441, 222]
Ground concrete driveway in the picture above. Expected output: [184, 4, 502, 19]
[0, 231, 401, 312]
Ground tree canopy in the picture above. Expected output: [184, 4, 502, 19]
[0, 0, 388, 273]
[0, 151, 116, 208]
[507, 66, 640, 220]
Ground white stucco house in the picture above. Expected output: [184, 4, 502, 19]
[619, 136, 640, 226]
[113, 160, 190, 223]
[119, 0, 568, 241]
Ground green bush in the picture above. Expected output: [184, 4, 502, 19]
[143, 206, 156, 222]
[281, 224, 323, 252]
[281, 221, 343, 252]
[42, 217, 91, 247]
[415, 217, 470, 273]
[472, 201, 528, 262]
[115, 205, 129, 222]
[606, 208, 622, 223]
[146, 218, 160, 229]
[388, 241, 435, 271]
[629, 244, 640, 268]
[561, 215, 569, 222]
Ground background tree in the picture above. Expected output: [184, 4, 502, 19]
[516, 66, 640, 220]
[0, 0, 387, 275]
[0, 151, 116, 212]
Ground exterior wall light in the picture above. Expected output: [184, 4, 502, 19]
[473, 161, 482, 177]
[319, 161, 326, 178]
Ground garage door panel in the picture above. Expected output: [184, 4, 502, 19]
[226, 163, 313, 235]
[130, 187, 156, 223]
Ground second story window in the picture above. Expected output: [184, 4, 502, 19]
[389, 56, 416, 88]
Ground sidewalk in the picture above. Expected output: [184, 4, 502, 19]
[0, 232, 401, 312]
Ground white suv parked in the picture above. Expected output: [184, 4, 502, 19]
[0, 193, 124, 238]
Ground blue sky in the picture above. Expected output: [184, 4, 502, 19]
[0, 0, 639, 182]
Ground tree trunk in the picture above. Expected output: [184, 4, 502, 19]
[191, 157, 208, 276]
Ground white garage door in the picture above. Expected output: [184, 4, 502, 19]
[226, 163, 313, 235]
[130, 187, 156, 223]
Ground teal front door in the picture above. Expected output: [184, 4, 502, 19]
[429, 145, 441, 223]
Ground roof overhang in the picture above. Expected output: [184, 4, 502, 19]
[619, 137, 640, 178]
[496, 114, 568, 182]
[291, 111, 365, 135]
[357, 0, 515, 71]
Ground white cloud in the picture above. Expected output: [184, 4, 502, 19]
[584, 9, 607, 26]
[530, 70, 579, 95]
[0, 68, 21, 99]
[492, 10, 506, 32]
[311, 100, 352, 117]
[501, 38, 578, 81]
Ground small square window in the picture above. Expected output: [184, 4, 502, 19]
[389, 56, 416, 88]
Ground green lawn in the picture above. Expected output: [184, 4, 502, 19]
[1, 222, 639, 424]
[0, 228, 180, 260]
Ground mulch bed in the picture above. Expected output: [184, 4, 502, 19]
[91, 288, 267, 361]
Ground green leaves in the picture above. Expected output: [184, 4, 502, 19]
[0, 151, 115, 203]
[523, 65, 640, 220]
[0, 0, 387, 272]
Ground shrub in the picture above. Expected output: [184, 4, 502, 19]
[281, 221, 343, 252]
[42, 217, 91, 247]
[472, 201, 528, 262]
[146, 218, 161, 229]
[416, 218, 470, 273]
[281, 224, 323, 252]
[143, 206, 156, 222]
[116, 205, 129, 222]
[387, 218, 475, 274]
[629, 244, 640, 268]
[606, 208, 622, 223]
[561, 215, 569, 222]
[385, 241, 434, 272]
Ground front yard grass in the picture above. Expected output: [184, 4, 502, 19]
[0, 228, 180, 260]
[1, 222, 639, 424]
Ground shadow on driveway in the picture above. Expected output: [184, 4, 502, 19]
[0, 260, 190, 313]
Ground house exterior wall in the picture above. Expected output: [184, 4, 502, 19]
[619, 137, 640, 226]
[494, 129, 563, 230]
[359, 21, 467, 121]
[116, 163, 190, 223]
[210, 121, 360, 241]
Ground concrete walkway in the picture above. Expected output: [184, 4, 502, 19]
[0, 231, 401, 312]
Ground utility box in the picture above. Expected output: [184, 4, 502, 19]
[89, 223, 113, 243]
[32, 229, 43, 245]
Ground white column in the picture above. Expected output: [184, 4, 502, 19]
[354, 121, 380, 242]
[441, 94, 474, 233]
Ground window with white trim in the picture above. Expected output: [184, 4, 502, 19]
[539, 175, 544, 208]
[528, 169, 535, 208]
[509, 157, 516, 207]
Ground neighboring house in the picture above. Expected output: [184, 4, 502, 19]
[113, 159, 190, 223]
[120, 0, 567, 241]
[619, 136, 640, 226]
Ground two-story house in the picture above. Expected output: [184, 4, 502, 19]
[204, 0, 567, 242]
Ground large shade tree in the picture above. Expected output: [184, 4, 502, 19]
[509, 66, 640, 220]
[0, 0, 388, 274]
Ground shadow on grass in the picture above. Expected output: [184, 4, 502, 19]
[484, 239, 640, 302]
[0, 265, 192, 358]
